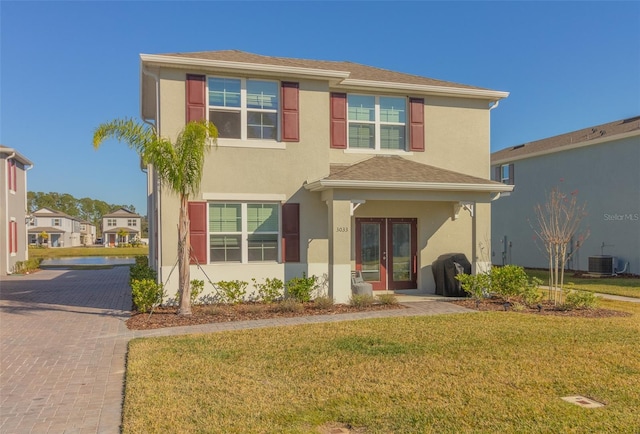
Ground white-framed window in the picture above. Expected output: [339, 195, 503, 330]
[500, 164, 514, 185]
[208, 77, 279, 141]
[209, 202, 279, 263]
[127, 219, 137, 227]
[348, 95, 406, 150]
[29, 218, 37, 226]
[52, 218, 61, 226]
[107, 219, 116, 226]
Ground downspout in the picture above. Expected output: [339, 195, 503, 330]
[489, 100, 500, 111]
[24, 163, 34, 261]
[141, 65, 162, 278]
[4, 152, 15, 274]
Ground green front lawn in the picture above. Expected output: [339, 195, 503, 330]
[124, 299, 640, 433]
[29, 246, 148, 259]
[526, 269, 640, 299]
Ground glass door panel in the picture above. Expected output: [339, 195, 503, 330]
[391, 223, 411, 281]
[360, 222, 381, 282]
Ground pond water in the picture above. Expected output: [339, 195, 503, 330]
[41, 256, 135, 267]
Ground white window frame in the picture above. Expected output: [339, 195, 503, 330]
[208, 202, 281, 264]
[347, 94, 407, 152]
[107, 219, 116, 227]
[128, 219, 137, 227]
[501, 164, 510, 184]
[207, 77, 281, 146]
[52, 218, 61, 226]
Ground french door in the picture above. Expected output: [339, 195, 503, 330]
[355, 218, 417, 290]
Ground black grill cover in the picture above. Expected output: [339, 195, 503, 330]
[431, 253, 472, 297]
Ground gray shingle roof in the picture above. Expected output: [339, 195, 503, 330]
[155, 50, 492, 91]
[492, 116, 640, 164]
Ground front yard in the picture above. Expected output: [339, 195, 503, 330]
[525, 269, 640, 298]
[28, 245, 148, 259]
[124, 298, 640, 433]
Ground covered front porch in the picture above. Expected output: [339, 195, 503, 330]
[305, 156, 513, 303]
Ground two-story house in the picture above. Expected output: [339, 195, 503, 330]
[1, 146, 34, 275]
[28, 207, 82, 248]
[491, 116, 640, 275]
[101, 208, 141, 246]
[79, 220, 97, 246]
[140, 50, 512, 303]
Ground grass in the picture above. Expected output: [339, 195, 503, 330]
[123, 299, 640, 433]
[526, 269, 640, 298]
[28, 246, 148, 259]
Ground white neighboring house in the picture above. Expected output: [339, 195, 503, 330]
[79, 220, 97, 246]
[28, 207, 82, 248]
[101, 208, 141, 247]
[1, 145, 33, 275]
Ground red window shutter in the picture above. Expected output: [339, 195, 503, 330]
[330, 93, 347, 149]
[188, 202, 207, 264]
[281, 82, 299, 142]
[186, 74, 206, 123]
[282, 203, 300, 263]
[409, 98, 425, 152]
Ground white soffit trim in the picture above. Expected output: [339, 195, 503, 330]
[338, 79, 510, 100]
[203, 193, 287, 202]
[140, 54, 351, 80]
[492, 129, 640, 165]
[305, 180, 514, 193]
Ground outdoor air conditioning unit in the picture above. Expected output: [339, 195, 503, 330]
[588, 256, 616, 276]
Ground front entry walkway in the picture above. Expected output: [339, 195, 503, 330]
[0, 268, 473, 433]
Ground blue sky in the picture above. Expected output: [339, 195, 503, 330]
[1, 1, 639, 215]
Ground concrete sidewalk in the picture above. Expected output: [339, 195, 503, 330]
[0, 267, 475, 434]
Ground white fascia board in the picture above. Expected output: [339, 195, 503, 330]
[140, 54, 351, 80]
[491, 129, 640, 165]
[305, 179, 514, 193]
[337, 79, 510, 100]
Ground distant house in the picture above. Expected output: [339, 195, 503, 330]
[101, 208, 141, 246]
[140, 50, 512, 302]
[491, 116, 640, 275]
[79, 220, 97, 246]
[28, 207, 82, 248]
[0, 145, 33, 275]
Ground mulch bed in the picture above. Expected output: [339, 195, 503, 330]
[126, 302, 406, 330]
[450, 297, 631, 318]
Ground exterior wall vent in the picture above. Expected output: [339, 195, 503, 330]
[588, 256, 616, 276]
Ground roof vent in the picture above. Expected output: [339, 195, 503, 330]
[512, 144, 525, 150]
[622, 115, 640, 124]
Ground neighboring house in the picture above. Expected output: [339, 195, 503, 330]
[491, 116, 640, 275]
[79, 220, 97, 246]
[28, 207, 82, 248]
[0, 146, 33, 275]
[140, 50, 512, 303]
[101, 208, 141, 246]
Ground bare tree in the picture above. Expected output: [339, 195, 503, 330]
[532, 184, 589, 305]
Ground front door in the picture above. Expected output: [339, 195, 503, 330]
[355, 218, 417, 290]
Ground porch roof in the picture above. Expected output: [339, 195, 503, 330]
[102, 227, 139, 234]
[304, 156, 514, 193]
[28, 227, 63, 233]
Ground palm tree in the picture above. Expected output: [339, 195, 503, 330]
[93, 118, 218, 316]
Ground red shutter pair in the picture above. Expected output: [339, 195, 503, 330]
[329, 94, 425, 151]
[187, 202, 300, 264]
[185, 75, 300, 141]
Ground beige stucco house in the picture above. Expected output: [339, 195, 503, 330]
[491, 116, 640, 275]
[1, 146, 33, 275]
[101, 208, 141, 246]
[141, 50, 512, 303]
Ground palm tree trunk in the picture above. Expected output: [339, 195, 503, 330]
[177, 194, 192, 316]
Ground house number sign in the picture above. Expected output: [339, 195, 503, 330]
[336, 227, 349, 232]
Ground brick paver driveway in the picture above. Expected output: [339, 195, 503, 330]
[1, 268, 131, 434]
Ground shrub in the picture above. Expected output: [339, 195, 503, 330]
[563, 290, 599, 309]
[13, 257, 42, 274]
[490, 265, 530, 301]
[285, 273, 318, 302]
[190, 279, 205, 305]
[251, 277, 284, 303]
[131, 279, 165, 313]
[350, 294, 376, 309]
[522, 277, 544, 306]
[376, 293, 399, 305]
[129, 258, 156, 284]
[215, 280, 248, 304]
[456, 272, 490, 300]
[314, 295, 334, 309]
[274, 298, 304, 313]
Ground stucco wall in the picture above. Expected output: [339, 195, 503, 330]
[492, 135, 640, 274]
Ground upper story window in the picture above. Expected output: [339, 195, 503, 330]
[7, 159, 17, 192]
[29, 218, 37, 226]
[52, 218, 61, 226]
[107, 219, 116, 227]
[348, 95, 406, 150]
[498, 163, 514, 185]
[128, 219, 137, 227]
[208, 77, 279, 141]
[80, 224, 86, 231]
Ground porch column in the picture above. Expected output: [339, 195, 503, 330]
[327, 198, 352, 303]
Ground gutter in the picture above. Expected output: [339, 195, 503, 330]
[304, 179, 515, 193]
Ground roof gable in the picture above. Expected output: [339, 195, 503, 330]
[103, 208, 141, 218]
